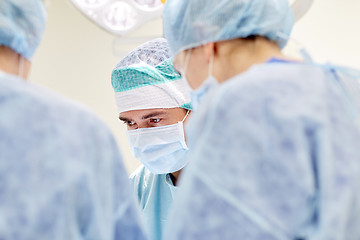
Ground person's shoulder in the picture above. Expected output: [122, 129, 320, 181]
[216, 63, 326, 105]
[224, 63, 323, 90]
[129, 165, 159, 200]
[4, 75, 109, 130]
[191, 63, 328, 135]
[129, 165, 146, 180]
[129, 165, 156, 184]
[0, 74, 117, 155]
[33, 83, 99, 117]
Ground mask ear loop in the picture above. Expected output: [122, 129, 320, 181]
[181, 110, 190, 123]
[179, 110, 190, 149]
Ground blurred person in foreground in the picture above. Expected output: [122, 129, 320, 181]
[162, 0, 360, 239]
[0, 1, 147, 239]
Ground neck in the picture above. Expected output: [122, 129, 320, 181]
[215, 37, 286, 83]
[169, 169, 182, 186]
[0, 46, 29, 79]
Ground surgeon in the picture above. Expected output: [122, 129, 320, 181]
[0, 1, 146, 239]
[111, 38, 191, 240]
[162, 0, 360, 239]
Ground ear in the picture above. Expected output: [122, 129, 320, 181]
[203, 42, 217, 63]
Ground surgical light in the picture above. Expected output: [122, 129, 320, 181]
[103, 2, 137, 31]
[76, 0, 108, 7]
[70, 0, 163, 36]
[134, 0, 162, 9]
[70, 0, 313, 36]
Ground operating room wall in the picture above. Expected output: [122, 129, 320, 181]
[30, 0, 360, 175]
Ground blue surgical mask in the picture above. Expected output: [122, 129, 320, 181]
[126, 111, 190, 174]
[182, 50, 219, 110]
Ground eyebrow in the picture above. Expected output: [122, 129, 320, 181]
[142, 111, 166, 120]
[118, 111, 167, 122]
[119, 116, 131, 122]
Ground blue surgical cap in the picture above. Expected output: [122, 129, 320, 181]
[163, 0, 294, 56]
[0, 0, 47, 60]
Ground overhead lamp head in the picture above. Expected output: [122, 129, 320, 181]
[70, 0, 163, 36]
[70, 0, 313, 37]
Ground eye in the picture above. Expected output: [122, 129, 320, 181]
[122, 120, 135, 127]
[150, 118, 161, 124]
[128, 121, 136, 126]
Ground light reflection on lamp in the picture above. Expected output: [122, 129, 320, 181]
[70, 0, 163, 36]
[103, 2, 137, 31]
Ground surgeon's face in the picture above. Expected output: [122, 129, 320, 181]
[119, 108, 189, 130]
[174, 47, 210, 90]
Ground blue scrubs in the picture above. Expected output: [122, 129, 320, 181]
[164, 62, 360, 240]
[130, 165, 177, 240]
[0, 71, 147, 240]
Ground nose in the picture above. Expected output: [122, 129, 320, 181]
[136, 122, 149, 129]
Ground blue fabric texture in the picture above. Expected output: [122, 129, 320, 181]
[130, 166, 177, 240]
[0, 0, 47, 59]
[163, 0, 294, 56]
[164, 62, 360, 240]
[0, 72, 147, 240]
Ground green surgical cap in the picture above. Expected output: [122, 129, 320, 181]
[111, 38, 192, 113]
[112, 59, 181, 92]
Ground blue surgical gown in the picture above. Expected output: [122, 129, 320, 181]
[0, 71, 147, 240]
[130, 165, 177, 240]
[164, 62, 360, 240]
